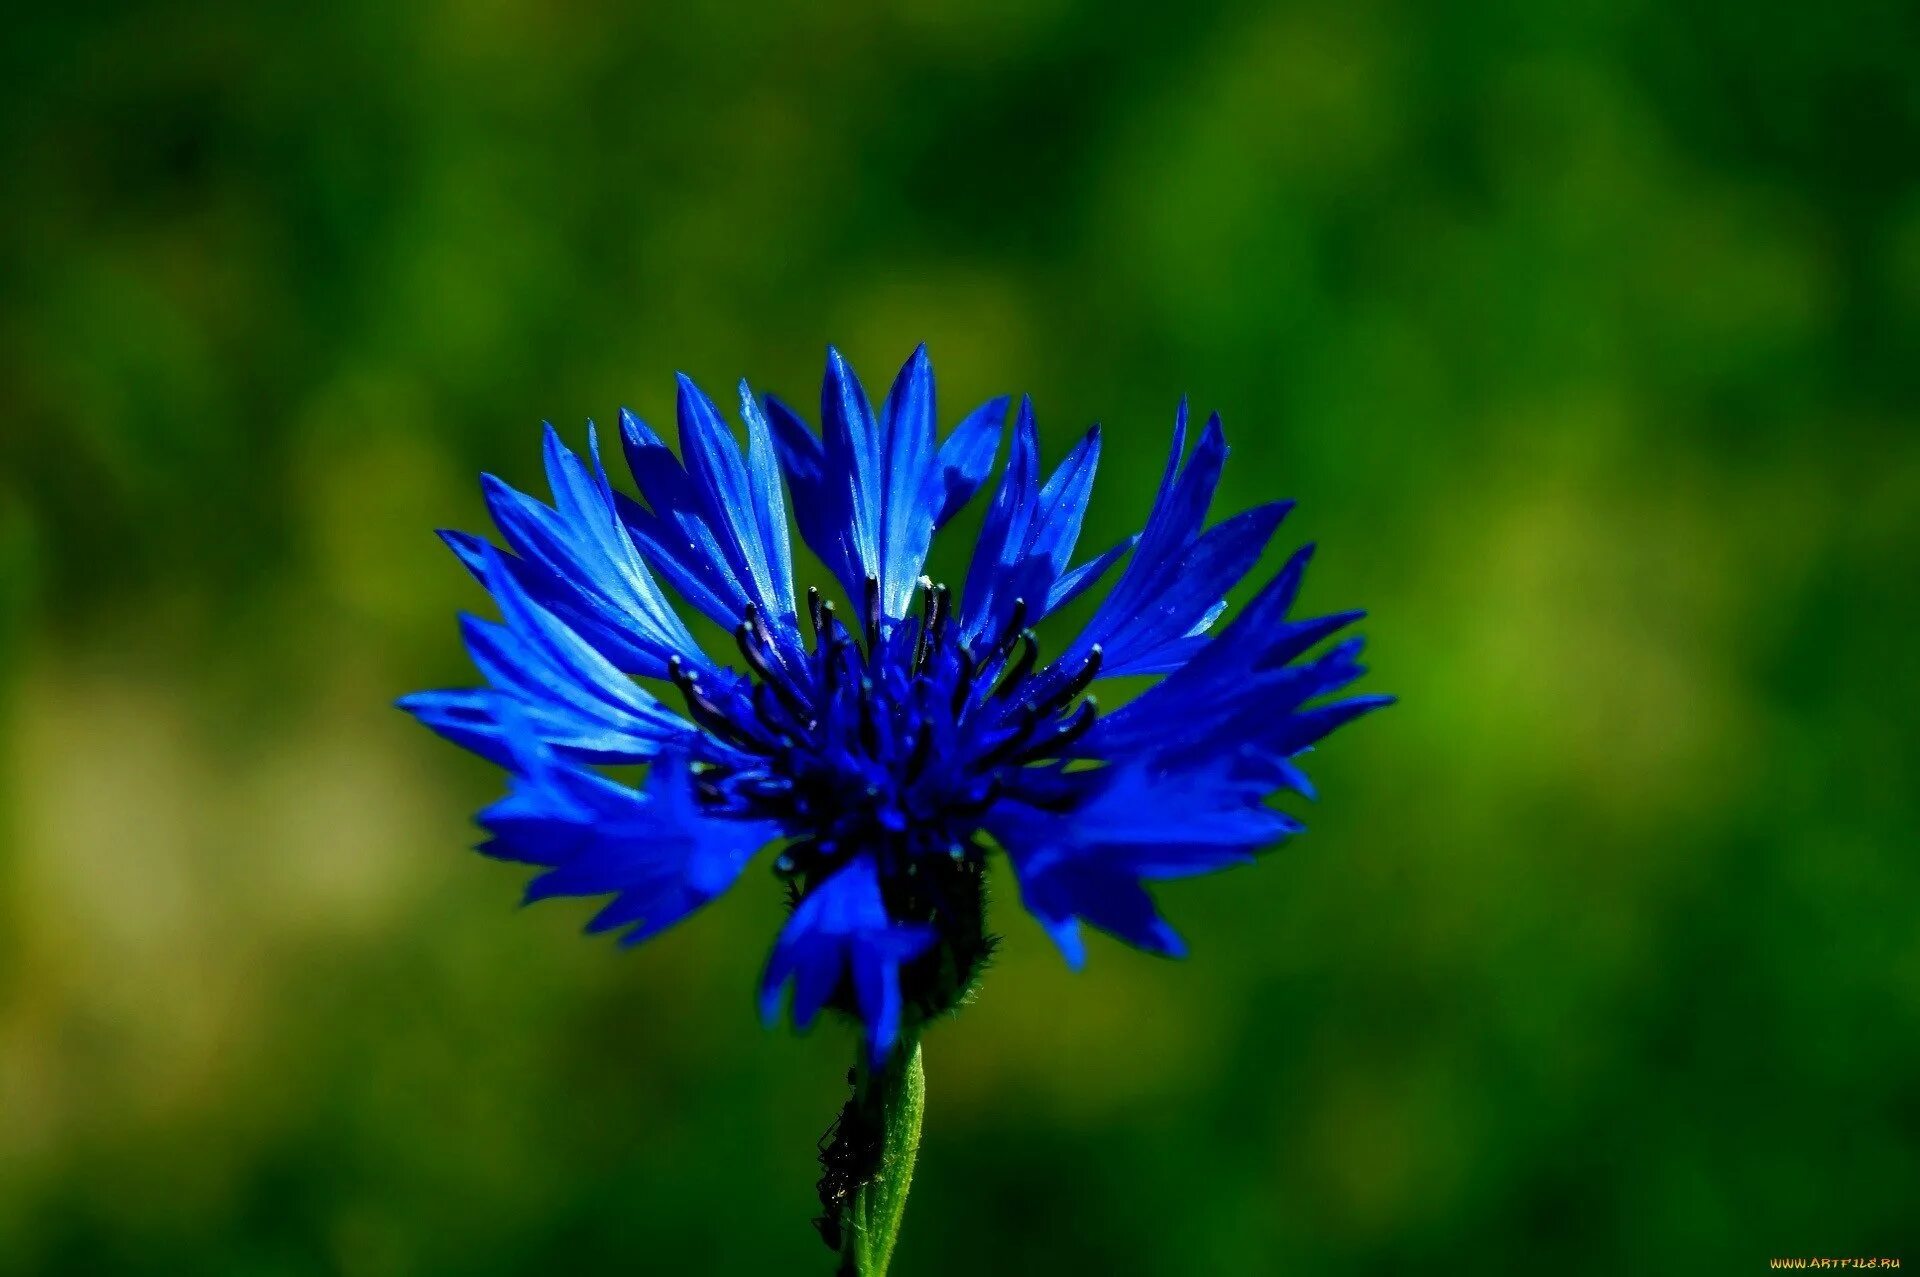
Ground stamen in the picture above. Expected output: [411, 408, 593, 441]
[975, 704, 1040, 768]
[752, 681, 804, 739]
[952, 643, 977, 715]
[818, 602, 841, 695]
[862, 575, 882, 655]
[689, 572, 1106, 904]
[742, 600, 779, 656]
[993, 630, 1040, 698]
[736, 605, 809, 719]
[1025, 697, 1098, 758]
[667, 654, 766, 750]
[1027, 644, 1103, 719]
[926, 583, 950, 652]
[984, 598, 1028, 668]
[912, 579, 948, 676]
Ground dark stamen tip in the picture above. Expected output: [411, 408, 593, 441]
[862, 575, 882, 651]
[994, 630, 1041, 698]
[806, 587, 826, 643]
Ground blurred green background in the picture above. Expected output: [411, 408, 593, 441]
[4, 1, 1918, 1272]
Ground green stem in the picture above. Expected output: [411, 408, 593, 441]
[840, 1040, 925, 1276]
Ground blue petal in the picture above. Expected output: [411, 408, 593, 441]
[1045, 533, 1136, 616]
[1098, 501, 1294, 675]
[615, 410, 756, 629]
[610, 382, 803, 657]
[435, 544, 694, 762]
[396, 687, 519, 768]
[1027, 423, 1103, 585]
[819, 346, 885, 607]
[460, 428, 706, 681]
[956, 401, 1115, 645]
[935, 395, 1007, 525]
[876, 345, 941, 617]
[758, 856, 938, 1064]
[959, 397, 1040, 641]
[769, 349, 1010, 622]
[675, 374, 799, 625]
[761, 393, 844, 595]
[1088, 538, 1390, 767]
[987, 759, 1307, 965]
[1068, 408, 1294, 675]
[437, 528, 672, 678]
[477, 718, 779, 945]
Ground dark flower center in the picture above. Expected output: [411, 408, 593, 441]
[663, 576, 1102, 964]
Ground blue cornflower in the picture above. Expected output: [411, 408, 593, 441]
[402, 346, 1389, 1065]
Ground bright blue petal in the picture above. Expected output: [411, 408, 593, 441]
[770, 351, 1013, 623]
[877, 344, 941, 618]
[417, 544, 694, 763]
[819, 346, 885, 607]
[437, 527, 673, 678]
[461, 428, 705, 680]
[674, 374, 799, 627]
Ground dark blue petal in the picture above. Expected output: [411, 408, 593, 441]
[758, 856, 937, 1064]
[476, 719, 779, 944]
[987, 759, 1306, 965]
[1024, 863, 1187, 967]
[959, 397, 1041, 641]
[1067, 406, 1225, 665]
[935, 395, 1007, 525]
[761, 393, 850, 594]
[1074, 499, 1293, 676]
[1045, 533, 1136, 615]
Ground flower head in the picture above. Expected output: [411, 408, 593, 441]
[403, 346, 1389, 1062]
